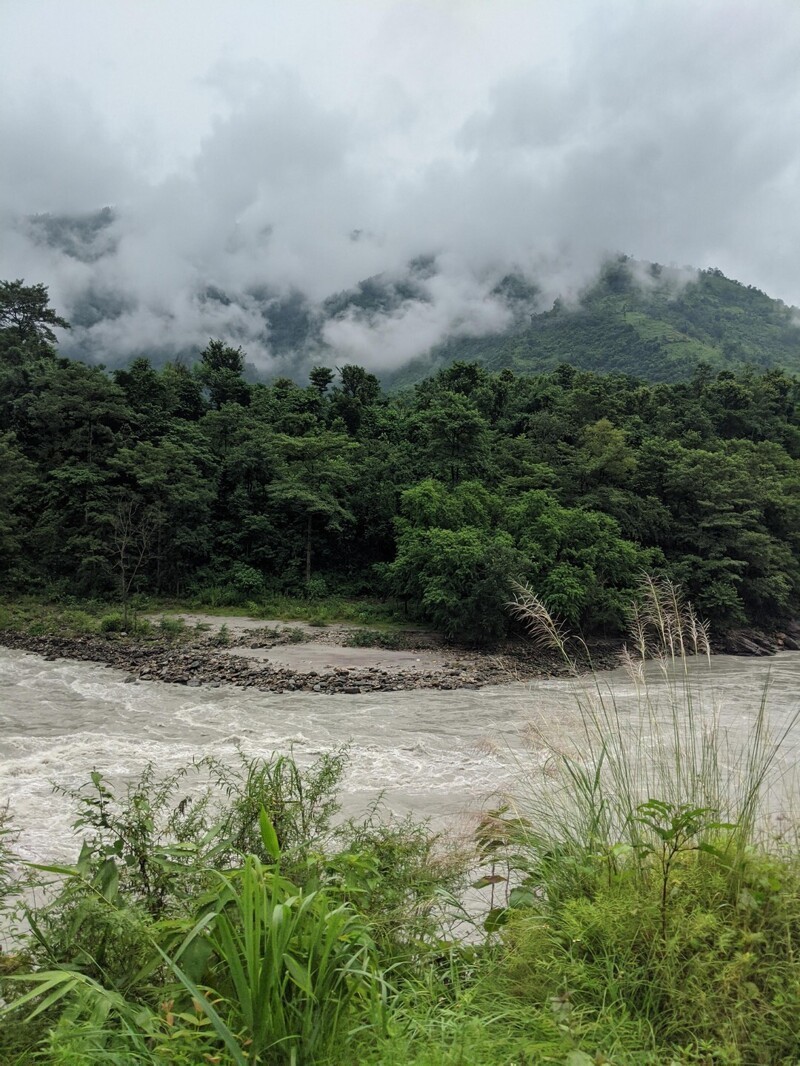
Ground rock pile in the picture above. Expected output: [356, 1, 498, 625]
[0, 631, 583, 693]
[2, 622, 793, 694]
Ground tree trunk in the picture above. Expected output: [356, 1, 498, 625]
[305, 513, 312, 584]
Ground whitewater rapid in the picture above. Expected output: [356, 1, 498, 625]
[1, 648, 798, 865]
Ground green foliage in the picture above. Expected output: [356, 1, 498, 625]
[195, 339, 249, 409]
[391, 259, 800, 386]
[0, 600, 106, 636]
[51, 765, 216, 920]
[156, 615, 188, 639]
[209, 622, 231, 646]
[209, 749, 348, 872]
[343, 628, 405, 649]
[0, 751, 469, 1065]
[174, 855, 383, 1065]
[0, 279, 69, 345]
[388, 525, 524, 642]
[227, 562, 266, 598]
[3, 272, 800, 639]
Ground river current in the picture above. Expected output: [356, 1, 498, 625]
[1, 648, 799, 864]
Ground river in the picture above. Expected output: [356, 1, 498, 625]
[1, 647, 799, 864]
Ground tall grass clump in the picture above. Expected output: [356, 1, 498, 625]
[505, 576, 797, 859]
[489, 576, 800, 1062]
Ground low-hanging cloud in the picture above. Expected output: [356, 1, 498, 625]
[1, 0, 799, 374]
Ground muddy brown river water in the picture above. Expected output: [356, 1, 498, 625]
[1, 648, 798, 864]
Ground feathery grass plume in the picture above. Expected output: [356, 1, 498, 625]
[503, 575, 798, 883]
[475, 577, 800, 1063]
[506, 581, 578, 671]
[627, 574, 711, 668]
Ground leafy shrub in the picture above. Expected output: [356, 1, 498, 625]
[55, 609, 99, 634]
[304, 576, 329, 600]
[208, 750, 348, 873]
[330, 810, 467, 956]
[209, 622, 231, 647]
[174, 855, 384, 1065]
[388, 525, 525, 643]
[228, 563, 265, 598]
[157, 615, 188, 639]
[344, 628, 404, 649]
[131, 615, 153, 637]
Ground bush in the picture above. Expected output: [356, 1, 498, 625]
[388, 525, 525, 643]
[157, 615, 188, 638]
[344, 628, 404, 649]
[228, 562, 266, 598]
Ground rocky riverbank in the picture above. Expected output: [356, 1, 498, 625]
[1, 611, 797, 695]
[717, 625, 800, 655]
[0, 618, 621, 695]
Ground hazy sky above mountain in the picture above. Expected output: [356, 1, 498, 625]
[2, 0, 799, 370]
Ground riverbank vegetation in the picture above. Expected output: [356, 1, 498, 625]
[2, 581, 799, 1064]
[0, 595, 403, 642]
[2, 280, 800, 643]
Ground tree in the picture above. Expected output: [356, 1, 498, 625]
[109, 430, 216, 594]
[397, 478, 497, 532]
[330, 365, 382, 434]
[195, 339, 250, 409]
[0, 280, 70, 344]
[0, 432, 35, 581]
[309, 366, 335, 395]
[388, 526, 523, 642]
[110, 499, 159, 625]
[416, 391, 491, 486]
[504, 490, 657, 630]
[268, 431, 358, 584]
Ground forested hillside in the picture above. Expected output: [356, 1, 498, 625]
[389, 259, 800, 386]
[23, 216, 800, 384]
[2, 279, 800, 642]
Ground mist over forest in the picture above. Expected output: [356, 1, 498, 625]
[8, 206, 800, 392]
[3, 1, 800, 383]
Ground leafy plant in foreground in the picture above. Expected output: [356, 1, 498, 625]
[169, 851, 385, 1065]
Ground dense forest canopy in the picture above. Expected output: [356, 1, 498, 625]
[2, 278, 800, 641]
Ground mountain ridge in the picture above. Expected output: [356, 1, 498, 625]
[17, 210, 800, 382]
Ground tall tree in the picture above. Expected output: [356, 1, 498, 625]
[268, 432, 358, 584]
[195, 339, 250, 409]
[0, 280, 69, 345]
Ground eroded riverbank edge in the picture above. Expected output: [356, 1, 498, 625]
[0, 612, 618, 694]
[1, 611, 798, 695]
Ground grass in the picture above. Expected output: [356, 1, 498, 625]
[0, 597, 185, 640]
[0, 592, 415, 638]
[480, 577, 800, 1062]
[342, 628, 407, 650]
[181, 587, 408, 628]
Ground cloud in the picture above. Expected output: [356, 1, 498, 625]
[0, 1, 799, 373]
[322, 258, 515, 372]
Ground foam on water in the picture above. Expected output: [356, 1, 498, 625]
[1, 647, 799, 863]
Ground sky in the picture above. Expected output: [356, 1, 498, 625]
[2, 0, 799, 372]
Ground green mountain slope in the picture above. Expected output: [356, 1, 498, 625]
[387, 261, 800, 388]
